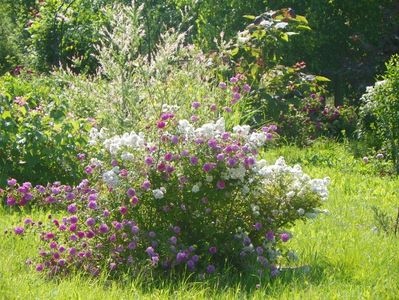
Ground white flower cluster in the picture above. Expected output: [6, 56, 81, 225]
[102, 167, 119, 187]
[152, 187, 166, 199]
[255, 157, 329, 201]
[88, 127, 109, 145]
[178, 117, 226, 140]
[162, 104, 179, 112]
[195, 118, 225, 139]
[103, 132, 145, 155]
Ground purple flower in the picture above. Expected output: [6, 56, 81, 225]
[127, 188, 136, 198]
[187, 260, 195, 270]
[227, 157, 237, 167]
[176, 251, 187, 263]
[145, 246, 155, 257]
[169, 236, 177, 244]
[190, 156, 199, 165]
[243, 83, 251, 92]
[171, 135, 179, 144]
[77, 153, 86, 160]
[280, 233, 290, 242]
[50, 241, 57, 249]
[69, 216, 78, 224]
[206, 264, 216, 273]
[119, 206, 128, 215]
[88, 201, 97, 210]
[181, 149, 189, 157]
[24, 218, 33, 225]
[67, 204, 77, 214]
[86, 218, 96, 227]
[164, 152, 173, 161]
[208, 139, 218, 148]
[219, 82, 227, 89]
[148, 231, 156, 238]
[141, 180, 151, 191]
[203, 163, 216, 173]
[216, 180, 225, 190]
[210, 104, 217, 111]
[14, 227, 24, 235]
[266, 231, 275, 241]
[209, 246, 217, 254]
[103, 209, 110, 217]
[254, 222, 262, 231]
[192, 102, 201, 109]
[128, 241, 137, 250]
[69, 247, 77, 255]
[36, 264, 44, 272]
[66, 192, 75, 200]
[6, 197, 16, 206]
[7, 178, 17, 186]
[173, 226, 181, 234]
[191, 115, 199, 122]
[86, 230, 95, 239]
[157, 121, 166, 129]
[131, 225, 139, 234]
[192, 255, 199, 263]
[99, 223, 109, 234]
[230, 77, 238, 83]
[35, 185, 46, 193]
[85, 166, 93, 174]
[256, 246, 264, 255]
[112, 221, 123, 230]
[145, 156, 154, 165]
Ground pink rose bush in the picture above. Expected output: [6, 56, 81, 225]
[5, 110, 329, 279]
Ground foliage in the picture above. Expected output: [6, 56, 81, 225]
[54, 3, 257, 133]
[2, 143, 399, 298]
[267, 0, 399, 104]
[4, 99, 329, 278]
[371, 206, 399, 236]
[0, 72, 91, 185]
[358, 55, 399, 174]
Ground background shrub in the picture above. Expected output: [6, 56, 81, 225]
[0, 72, 91, 185]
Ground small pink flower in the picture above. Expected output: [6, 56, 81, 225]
[216, 180, 225, 190]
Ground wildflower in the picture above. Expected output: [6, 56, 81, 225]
[192, 102, 201, 109]
[88, 201, 97, 210]
[14, 227, 24, 235]
[67, 204, 77, 214]
[99, 223, 109, 234]
[219, 82, 227, 89]
[157, 121, 166, 129]
[141, 180, 151, 191]
[266, 231, 275, 241]
[280, 233, 290, 242]
[216, 180, 225, 190]
[209, 246, 217, 254]
[127, 188, 136, 198]
[206, 265, 216, 273]
[36, 264, 44, 272]
[7, 178, 17, 186]
[190, 156, 199, 165]
[119, 206, 128, 215]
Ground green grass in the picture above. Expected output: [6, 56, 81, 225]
[1, 141, 399, 299]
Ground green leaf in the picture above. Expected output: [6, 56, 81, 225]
[243, 15, 256, 20]
[315, 76, 331, 82]
[2, 110, 11, 119]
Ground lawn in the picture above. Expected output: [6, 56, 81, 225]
[1, 141, 398, 299]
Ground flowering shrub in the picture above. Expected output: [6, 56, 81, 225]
[358, 55, 399, 174]
[6, 107, 329, 279]
[280, 93, 357, 144]
[0, 72, 91, 185]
